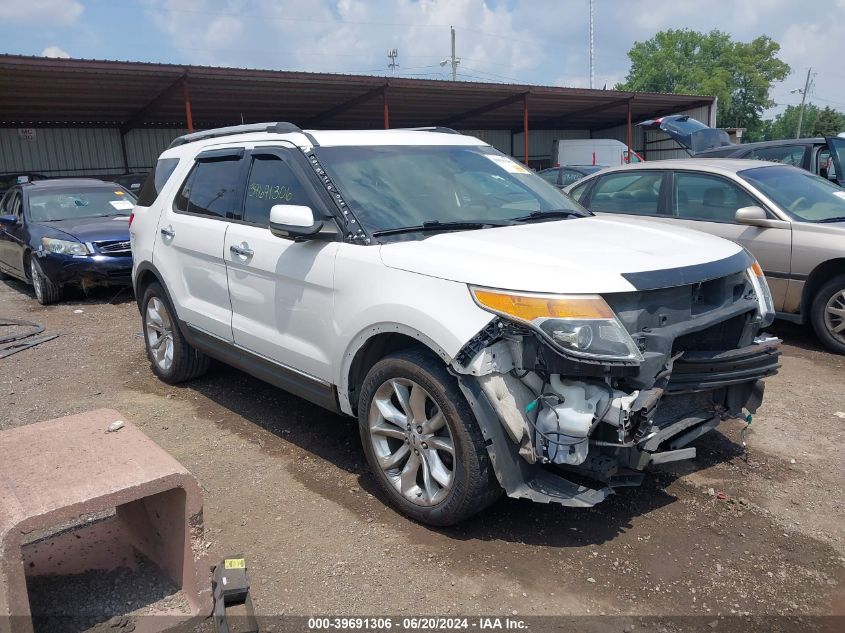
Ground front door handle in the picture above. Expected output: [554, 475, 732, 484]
[160, 225, 175, 239]
[230, 242, 254, 258]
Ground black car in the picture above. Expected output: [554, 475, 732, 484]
[0, 172, 48, 196]
[538, 165, 606, 188]
[639, 115, 845, 187]
[0, 179, 135, 304]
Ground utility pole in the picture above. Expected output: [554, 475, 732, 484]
[441, 26, 460, 80]
[387, 49, 399, 74]
[450, 26, 458, 81]
[589, 0, 594, 89]
[796, 66, 813, 139]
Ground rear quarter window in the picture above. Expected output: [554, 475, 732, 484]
[136, 157, 180, 207]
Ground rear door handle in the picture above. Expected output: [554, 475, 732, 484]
[230, 242, 254, 258]
[160, 225, 175, 239]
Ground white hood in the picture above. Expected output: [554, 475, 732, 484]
[379, 215, 745, 294]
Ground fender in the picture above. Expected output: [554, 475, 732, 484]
[336, 322, 454, 415]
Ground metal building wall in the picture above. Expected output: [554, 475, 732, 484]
[0, 127, 126, 176]
[124, 128, 186, 171]
[591, 104, 711, 160]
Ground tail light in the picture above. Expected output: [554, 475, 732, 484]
[128, 212, 134, 227]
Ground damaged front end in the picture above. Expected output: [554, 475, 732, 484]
[452, 260, 781, 507]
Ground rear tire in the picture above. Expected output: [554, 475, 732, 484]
[141, 282, 209, 383]
[810, 275, 845, 355]
[30, 258, 62, 305]
[358, 348, 501, 526]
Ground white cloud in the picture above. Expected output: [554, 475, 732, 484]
[41, 46, 71, 59]
[0, 0, 83, 25]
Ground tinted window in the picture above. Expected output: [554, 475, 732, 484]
[175, 158, 242, 219]
[243, 156, 311, 226]
[672, 172, 756, 223]
[137, 158, 179, 207]
[748, 144, 805, 166]
[590, 172, 663, 216]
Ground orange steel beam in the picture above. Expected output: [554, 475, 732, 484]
[183, 78, 194, 133]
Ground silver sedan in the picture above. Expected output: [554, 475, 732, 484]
[565, 159, 845, 354]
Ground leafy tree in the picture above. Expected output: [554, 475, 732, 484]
[760, 104, 845, 140]
[617, 29, 790, 139]
[812, 106, 845, 137]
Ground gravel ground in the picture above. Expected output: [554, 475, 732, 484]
[1, 277, 843, 632]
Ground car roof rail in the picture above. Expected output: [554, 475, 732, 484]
[168, 122, 319, 148]
[399, 126, 462, 135]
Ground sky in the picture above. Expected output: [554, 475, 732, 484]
[1, 0, 844, 119]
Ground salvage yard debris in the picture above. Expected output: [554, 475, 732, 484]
[0, 317, 59, 359]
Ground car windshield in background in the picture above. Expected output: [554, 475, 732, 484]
[28, 187, 136, 222]
[314, 145, 588, 234]
[739, 165, 845, 223]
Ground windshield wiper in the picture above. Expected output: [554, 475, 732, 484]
[511, 209, 588, 223]
[372, 220, 509, 237]
[817, 216, 845, 223]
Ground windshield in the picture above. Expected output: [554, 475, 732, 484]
[28, 187, 136, 222]
[313, 145, 588, 234]
[739, 165, 845, 222]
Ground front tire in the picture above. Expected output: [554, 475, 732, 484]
[358, 349, 501, 526]
[141, 282, 209, 383]
[30, 257, 62, 305]
[811, 275, 845, 355]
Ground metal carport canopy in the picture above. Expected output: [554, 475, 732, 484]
[0, 54, 713, 135]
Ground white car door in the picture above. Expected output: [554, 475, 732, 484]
[154, 148, 247, 341]
[223, 147, 339, 383]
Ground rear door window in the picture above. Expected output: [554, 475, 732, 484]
[560, 169, 584, 186]
[748, 144, 806, 166]
[589, 171, 663, 216]
[672, 172, 757, 223]
[174, 155, 244, 219]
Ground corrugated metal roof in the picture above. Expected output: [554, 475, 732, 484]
[0, 54, 714, 131]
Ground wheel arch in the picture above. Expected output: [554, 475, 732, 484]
[133, 262, 167, 314]
[340, 325, 453, 416]
[801, 258, 845, 318]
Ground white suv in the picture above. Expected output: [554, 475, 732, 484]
[130, 123, 781, 525]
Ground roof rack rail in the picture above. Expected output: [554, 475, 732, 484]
[168, 122, 318, 148]
[399, 126, 462, 135]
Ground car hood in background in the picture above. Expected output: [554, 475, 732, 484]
[638, 115, 733, 154]
[34, 215, 130, 243]
[379, 216, 747, 294]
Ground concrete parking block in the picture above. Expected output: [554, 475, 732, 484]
[0, 409, 212, 633]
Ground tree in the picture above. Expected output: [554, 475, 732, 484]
[617, 29, 790, 139]
[812, 106, 845, 137]
[761, 104, 845, 140]
[763, 104, 819, 140]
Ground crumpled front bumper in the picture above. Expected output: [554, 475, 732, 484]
[457, 336, 781, 508]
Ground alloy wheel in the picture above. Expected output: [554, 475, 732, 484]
[367, 378, 455, 507]
[145, 297, 175, 371]
[30, 259, 43, 302]
[824, 289, 845, 345]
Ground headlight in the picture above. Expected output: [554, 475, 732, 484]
[747, 261, 775, 327]
[41, 237, 90, 256]
[470, 287, 644, 363]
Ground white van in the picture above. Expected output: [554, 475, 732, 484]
[552, 138, 643, 167]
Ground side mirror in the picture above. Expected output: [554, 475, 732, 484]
[0, 214, 17, 226]
[735, 206, 770, 227]
[269, 204, 323, 240]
